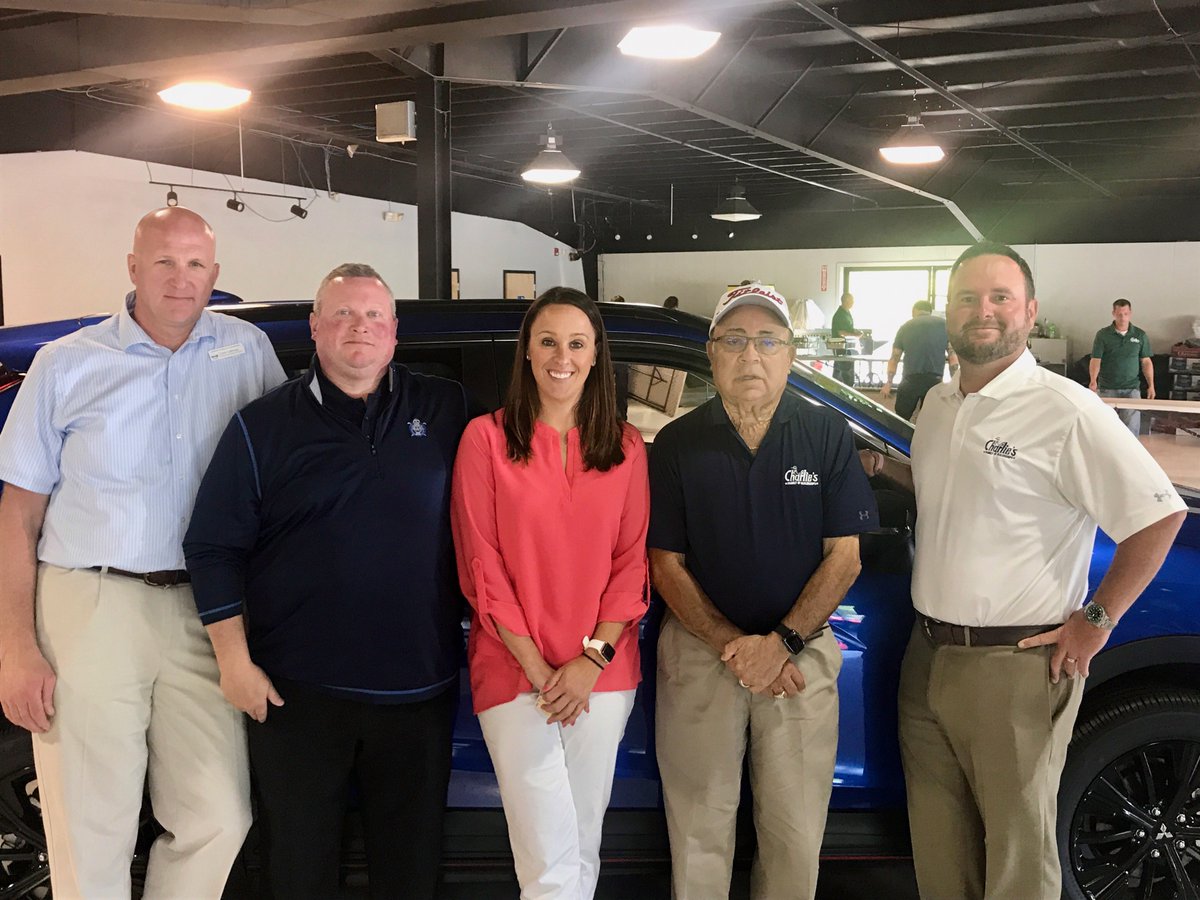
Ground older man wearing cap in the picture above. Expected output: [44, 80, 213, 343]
[649, 283, 879, 899]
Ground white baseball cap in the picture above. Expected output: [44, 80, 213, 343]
[710, 283, 792, 336]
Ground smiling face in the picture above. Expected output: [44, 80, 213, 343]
[707, 305, 795, 408]
[126, 208, 219, 349]
[309, 276, 397, 391]
[946, 254, 1039, 366]
[526, 302, 596, 411]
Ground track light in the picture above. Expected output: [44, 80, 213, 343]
[166, 188, 178, 207]
[521, 125, 581, 185]
[711, 183, 760, 222]
[226, 196, 245, 212]
[290, 203, 308, 219]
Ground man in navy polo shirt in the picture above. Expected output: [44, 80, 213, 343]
[649, 283, 878, 900]
[184, 263, 467, 900]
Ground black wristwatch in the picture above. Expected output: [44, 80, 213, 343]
[773, 625, 805, 655]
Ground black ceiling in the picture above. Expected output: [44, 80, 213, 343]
[2, 0, 1199, 251]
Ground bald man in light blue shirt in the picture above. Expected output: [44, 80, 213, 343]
[0, 207, 285, 898]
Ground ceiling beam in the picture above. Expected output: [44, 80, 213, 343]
[0, 0, 763, 95]
[792, 0, 1117, 200]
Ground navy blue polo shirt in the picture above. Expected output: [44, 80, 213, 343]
[648, 393, 879, 635]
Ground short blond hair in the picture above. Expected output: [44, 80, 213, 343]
[314, 263, 393, 314]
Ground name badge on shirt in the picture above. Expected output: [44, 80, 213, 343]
[209, 343, 245, 361]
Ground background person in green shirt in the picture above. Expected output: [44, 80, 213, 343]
[1089, 298, 1155, 435]
[830, 292, 861, 386]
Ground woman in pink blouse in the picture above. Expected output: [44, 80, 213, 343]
[451, 287, 649, 899]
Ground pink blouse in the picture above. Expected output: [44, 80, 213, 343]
[451, 412, 649, 714]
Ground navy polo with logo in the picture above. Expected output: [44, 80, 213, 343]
[648, 392, 879, 635]
[185, 359, 467, 703]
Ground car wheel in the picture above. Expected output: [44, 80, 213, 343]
[0, 722, 50, 898]
[0, 721, 158, 899]
[1059, 689, 1200, 900]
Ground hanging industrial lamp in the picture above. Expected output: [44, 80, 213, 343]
[521, 125, 581, 185]
[879, 103, 945, 165]
[710, 183, 761, 222]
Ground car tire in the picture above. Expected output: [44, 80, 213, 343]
[0, 721, 50, 898]
[1059, 688, 1200, 900]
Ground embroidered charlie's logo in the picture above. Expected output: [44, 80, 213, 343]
[983, 439, 1018, 459]
[784, 466, 819, 486]
[408, 418, 428, 437]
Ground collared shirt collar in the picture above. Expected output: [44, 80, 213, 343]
[948, 348, 1037, 402]
[306, 357, 394, 424]
[117, 291, 215, 352]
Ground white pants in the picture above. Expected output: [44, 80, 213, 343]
[479, 689, 635, 900]
[31, 565, 252, 899]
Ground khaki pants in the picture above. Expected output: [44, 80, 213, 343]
[31, 565, 251, 899]
[898, 623, 1085, 900]
[656, 613, 841, 900]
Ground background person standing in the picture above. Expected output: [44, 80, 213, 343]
[881, 301, 957, 420]
[830, 291, 861, 387]
[1089, 298, 1154, 435]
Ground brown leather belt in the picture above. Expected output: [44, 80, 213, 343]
[919, 614, 1058, 648]
[93, 566, 191, 588]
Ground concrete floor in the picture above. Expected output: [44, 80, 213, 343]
[320, 860, 921, 899]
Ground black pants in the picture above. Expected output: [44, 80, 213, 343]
[895, 372, 943, 420]
[833, 359, 856, 387]
[247, 681, 455, 900]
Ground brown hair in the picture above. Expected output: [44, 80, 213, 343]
[503, 287, 625, 471]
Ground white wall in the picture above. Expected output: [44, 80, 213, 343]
[601, 243, 1200, 358]
[0, 151, 583, 324]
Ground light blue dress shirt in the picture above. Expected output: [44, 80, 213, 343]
[0, 294, 286, 571]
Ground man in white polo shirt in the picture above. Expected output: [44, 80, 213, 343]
[861, 241, 1186, 899]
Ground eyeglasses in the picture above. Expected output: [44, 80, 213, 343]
[711, 334, 793, 356]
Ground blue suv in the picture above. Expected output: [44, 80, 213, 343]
[0, 299, 1197, 898]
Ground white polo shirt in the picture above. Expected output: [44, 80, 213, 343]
[910, 350, 1185, 627]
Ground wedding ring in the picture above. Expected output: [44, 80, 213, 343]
[774, 690, 786, 699]
[1065, 657, 1077, 664]
[738, 680, 749, 688]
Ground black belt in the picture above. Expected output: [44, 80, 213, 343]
[919, 615, 1058, 648]
[93, 566, 191, 588]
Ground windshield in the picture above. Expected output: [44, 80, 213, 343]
[791, 358, 915, 449]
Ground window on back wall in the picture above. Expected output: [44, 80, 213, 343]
[841, 263, 952, 366]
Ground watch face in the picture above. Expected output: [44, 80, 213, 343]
[775, 627, 804, 654]
[598, 642, 615, 663]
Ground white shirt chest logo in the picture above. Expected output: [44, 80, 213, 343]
[785, 466, 819, 486]
[983, 439, 1019, 459]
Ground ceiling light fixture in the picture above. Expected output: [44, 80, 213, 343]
[158, 81, 251, 111]
[165, 188, 178, 207]
[879, 107, 945, 165]
[711, 183, 761, 222]
[226, 196, 245, 212]
[618, 25, 721, 59]
[290, 203, 308, 219]
[521, 125, 581, 185]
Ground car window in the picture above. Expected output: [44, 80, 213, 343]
[272, 340, 497, 418]
[623, 365, 717, 444]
